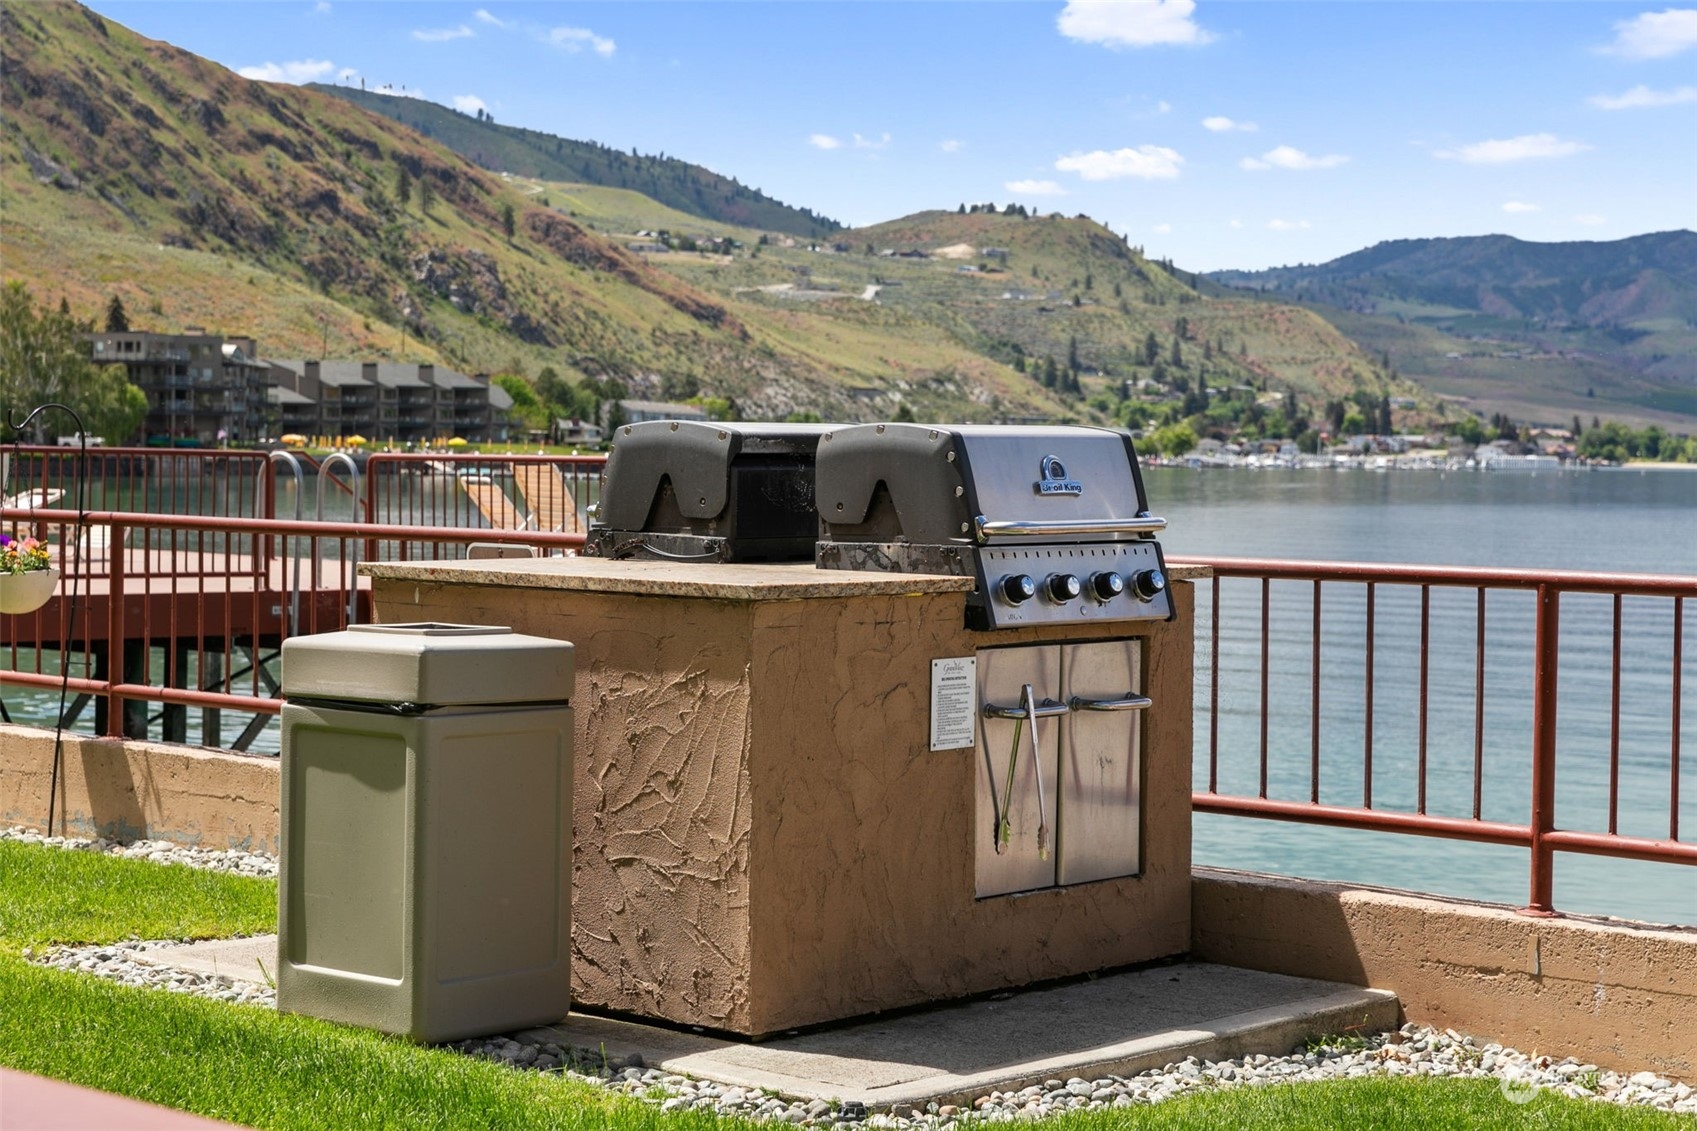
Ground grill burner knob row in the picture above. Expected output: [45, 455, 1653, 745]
[1090, 570, 1125, 601]
[1045, 573, 1082, 603]
[1132, 568, 1168, 602]
[999, 574, 1037, 605]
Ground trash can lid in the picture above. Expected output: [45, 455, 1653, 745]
[281, 623, 573, 706]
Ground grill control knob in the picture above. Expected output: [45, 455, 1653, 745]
[1132, 568, 1168, 602]
[999, 574, 1037, 605]
[1090, 570, 1126, 601]
[1045, 573, 1082, 603]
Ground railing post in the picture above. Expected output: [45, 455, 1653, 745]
[1523, 583, 1561, 917]
[104, 520, 127, 738]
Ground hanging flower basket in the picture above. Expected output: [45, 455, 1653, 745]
[1, 533, 57, 614]
[0, 566, 59, 615]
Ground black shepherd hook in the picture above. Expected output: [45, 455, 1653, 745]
[4, 403, 89, 836]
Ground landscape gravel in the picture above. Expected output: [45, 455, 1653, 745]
[0, 825, 277, 877]
[11, 827, 1695, 1122]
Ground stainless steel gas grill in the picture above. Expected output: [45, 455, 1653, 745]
[584, 421, 832, 563]
[814, 423, 1173, 630]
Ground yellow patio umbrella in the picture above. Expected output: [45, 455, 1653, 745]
[446, 436, 469, 448]
[280, 434, 307, 446]
[345, 435, 368, 447]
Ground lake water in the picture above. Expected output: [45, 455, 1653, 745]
[1145, 466, 1696, 926]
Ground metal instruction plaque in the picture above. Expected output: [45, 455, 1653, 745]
[929, 656, 977, 751]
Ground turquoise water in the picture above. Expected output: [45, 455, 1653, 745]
[1145, 466, 1696, 926]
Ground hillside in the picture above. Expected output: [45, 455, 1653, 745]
[1, 0, 1443, 441]
[1209, 232, 1697, 427]
[0, 0, 1062, 424]
[307, 85, 840, 240]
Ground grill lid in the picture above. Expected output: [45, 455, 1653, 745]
[817, 423, 1160, 545]
[586, 421, 831, 562]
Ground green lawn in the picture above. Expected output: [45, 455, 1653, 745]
[0, 839, 1685, 1130]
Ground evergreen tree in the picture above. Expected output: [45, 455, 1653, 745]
[1067, 335, 1081, 374]
[394, 165, 412, 207]
[1377, 395, 1393, 435]
[1170, 337, 1183, 368]
[418, 177, 436, 214]
[500, 201, 516, 241]
[1144, 331, 1160, 366]
[104, 295, 129, 333]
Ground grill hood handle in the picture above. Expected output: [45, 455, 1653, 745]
[976, 515, 1167, 538]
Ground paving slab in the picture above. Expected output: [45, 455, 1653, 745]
[160, 937, 1397, 1109]
[135, 936, 278, 984]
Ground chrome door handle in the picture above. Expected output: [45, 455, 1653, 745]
[983, 698, 1071, 720]
[1068, 694, 1152, 712]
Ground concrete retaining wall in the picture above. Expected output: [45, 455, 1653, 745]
[1192, 867, 1697, 1080]
[0, 725, 280, 854]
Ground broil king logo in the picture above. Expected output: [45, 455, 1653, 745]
[1036, 454, 1083, 496]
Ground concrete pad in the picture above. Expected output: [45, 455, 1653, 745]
[531, 963, 1397, 1108]
[137, 936, 277, 985]
[157, 939, 1397, 1108]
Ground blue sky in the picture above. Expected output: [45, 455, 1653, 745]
[92, 1, 1697, 271]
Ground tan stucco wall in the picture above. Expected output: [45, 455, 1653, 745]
[0, 725, 280, 853]
[1193, 868, 1697, 1080]
[373, 570, 1193, 1036]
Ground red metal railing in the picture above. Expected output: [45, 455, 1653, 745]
[1176, 556, 1696, 916]
[1, 505, 585, 750]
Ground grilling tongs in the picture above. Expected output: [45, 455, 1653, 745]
[986, 683, 1065, 858]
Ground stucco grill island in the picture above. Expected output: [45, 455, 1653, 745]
[360, 422, 1200, 1038]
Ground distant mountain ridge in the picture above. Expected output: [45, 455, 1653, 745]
[307, 85, 840, 240]
[1210, 231, 1697, 329]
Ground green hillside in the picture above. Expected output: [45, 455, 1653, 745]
[307, 85, 840, 240]
[1209, 233, 1697, 428]
[0, 0, 1064, 424]
[1, 0, 1448, 443]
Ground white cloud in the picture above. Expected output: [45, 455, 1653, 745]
[548, 26, 615, 56]
[1601, 8, 1697, 59]
[853, 132, 892, 150]
[940, 139, 963, 153]
[1203, 116, 1257, 132]
[1502, 201, 1541, 213]
[238, 58, 336, 84]
[474, 9, 509, 28]
[412, 24, 473, 42]
[1590, 84, 1697, 109]
[1240, 145, 1348, 171]
[1156, 100, 1172, 114]
[1573, 213, 1609, 225]
[337, 66, 359, 82]
[1006, 179, 1067, 196]
[809, 134, 843, 151]
[1055, 145, 1184, 181]
[313, 1, 331, 13]
[453, 95, 488, 115]
[1434, 133, 1590, 164]
[1228, 219, 1244, 229]
[1153, 223, 1173, 233]
[1058, 0, 1214, 47]
[1267, 219, 1312, 231]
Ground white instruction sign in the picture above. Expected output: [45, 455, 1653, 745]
[930, 656, 977, 751]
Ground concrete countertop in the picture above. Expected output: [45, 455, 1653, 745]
[359, 556, 977, 600]
[360, 557, 1211, 599]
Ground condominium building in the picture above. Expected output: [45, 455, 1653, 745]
[87, 331, 271, 444]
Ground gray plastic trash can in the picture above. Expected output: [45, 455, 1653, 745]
[278, 623, 573, 1042]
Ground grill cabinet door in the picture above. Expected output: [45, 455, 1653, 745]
[1057, 641, 1143, 886]
[974, 645, 1061, 898]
